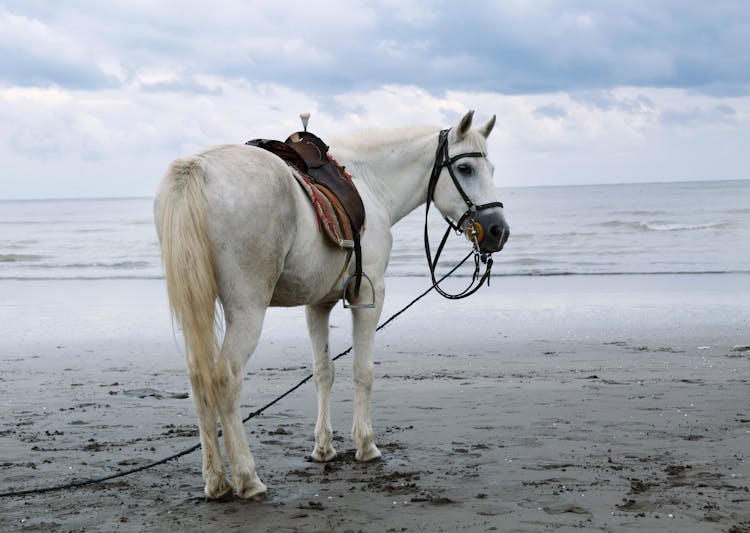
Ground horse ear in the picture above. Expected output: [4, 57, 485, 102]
[478, 114, 496, 138]
[455, 110, 475, 139]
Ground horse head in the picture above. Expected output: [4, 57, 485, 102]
[430, 110, 510, 254]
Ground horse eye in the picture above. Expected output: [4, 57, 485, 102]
[457, 163, 473, 175]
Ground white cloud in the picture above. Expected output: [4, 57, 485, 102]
[0, 1, 748, 198]
[0, 9, 79, 61]
[0, 7, 115, 88]
[5, 1, 749, 94]
[1, 80, 748, 199]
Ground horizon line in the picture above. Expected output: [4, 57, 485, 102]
[0, 177, 747, 203]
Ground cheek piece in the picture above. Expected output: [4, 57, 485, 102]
[424, 128, 504, 299]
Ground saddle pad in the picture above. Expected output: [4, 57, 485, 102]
[288, 164, 355, 249]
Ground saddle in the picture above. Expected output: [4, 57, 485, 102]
[246, 122, 369, 303]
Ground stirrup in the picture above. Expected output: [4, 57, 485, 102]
[342, 272, 376, 309]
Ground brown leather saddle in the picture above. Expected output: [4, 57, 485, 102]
[245, 130, 368, 302]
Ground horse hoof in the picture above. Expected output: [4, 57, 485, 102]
[204, 478, 232, 501]
[355, 443, 382, 462]
[235, 478, 267, 501]
[311, 445, 338, 463]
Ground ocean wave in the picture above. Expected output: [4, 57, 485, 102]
[0, 275, 165, 281]
[498, 257, 552, 266]
[74, 228, 115, 233]
[490, 269, 750, 277]
[21, 260, 153, 269]
[0, 253, 48, 263]
[640, 221, 727, 232]
[594, 220, 639, 229]
[383, 268, 750, 278]
[0, 220, 81, 225]
[6, 240, 39, 247]
[611, 210, 670, 217]
[1, 270, 748, 282]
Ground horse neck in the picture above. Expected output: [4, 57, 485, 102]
[330, 127, 438, 226]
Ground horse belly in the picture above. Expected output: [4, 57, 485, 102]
[270, 239, 349, 306]
[269, 185, 351, 306]
[271, 247, 346, 307]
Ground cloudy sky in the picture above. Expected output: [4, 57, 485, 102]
[1, 1, 748, 199]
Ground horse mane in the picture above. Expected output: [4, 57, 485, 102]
[331, 124, 488, 157]
[330, 125, 434, 155]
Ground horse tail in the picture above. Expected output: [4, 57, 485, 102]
[156, 156, 223, 410]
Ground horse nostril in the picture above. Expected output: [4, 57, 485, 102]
[488, 223, 509, 247]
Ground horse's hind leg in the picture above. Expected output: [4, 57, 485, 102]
[306, 303, 337, 462]
[216, 305, 268, 500]
[191, 376, 231, 499]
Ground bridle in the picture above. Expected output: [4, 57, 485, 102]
[424, 128, 504, 299]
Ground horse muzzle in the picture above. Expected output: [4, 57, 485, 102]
[466, 212, 509, 253]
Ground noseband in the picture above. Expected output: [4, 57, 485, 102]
[424, 129, 504, 299]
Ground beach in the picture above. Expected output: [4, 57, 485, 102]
[1, 273, 748, 532]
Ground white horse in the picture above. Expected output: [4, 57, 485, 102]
[154, 110, 509, 500]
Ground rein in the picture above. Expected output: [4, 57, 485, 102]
[424, 129, 504, 299]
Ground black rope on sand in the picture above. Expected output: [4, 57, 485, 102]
[0, 253, 474, 498]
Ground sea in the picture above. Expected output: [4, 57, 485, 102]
[1, 180, 748, 281]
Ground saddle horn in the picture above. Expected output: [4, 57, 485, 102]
[300, 112, 311, 132]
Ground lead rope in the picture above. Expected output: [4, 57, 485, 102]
[0, 252, 475, 499]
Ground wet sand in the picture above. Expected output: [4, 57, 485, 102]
[1, 274, 749, 532]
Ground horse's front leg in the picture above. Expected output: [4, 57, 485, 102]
[306, 302, 337, 462]
[350, 278, 385, 462]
